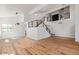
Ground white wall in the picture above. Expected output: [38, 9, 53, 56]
[0, 15, 25, 39]
[45, 19, 74, 38]
[27, 27, 50, 40]
[27, 27, 38, 40]
[44, 5, 75, 38]
[75, 5, 79, 42]
[36, 27, 50, 40]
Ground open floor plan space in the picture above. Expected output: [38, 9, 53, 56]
[0, 4, 79, 55]
[0, 36, 79, 55]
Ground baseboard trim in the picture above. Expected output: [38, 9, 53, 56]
[53, 36, 75, 40]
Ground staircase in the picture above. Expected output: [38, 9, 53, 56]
[27, 20, 54, 40]
[42, 22, 53, 36]
[36, 20, 53, 36]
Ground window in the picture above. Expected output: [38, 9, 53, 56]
[2, 24, 12, 33]
[60, 6, 70, 19]
[52, 14, 59, 21]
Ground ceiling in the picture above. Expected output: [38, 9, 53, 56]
[0, 4, 69, 21]
[0, 4, 40, 17]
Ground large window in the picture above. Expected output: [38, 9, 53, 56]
[2, 24, 12, 33]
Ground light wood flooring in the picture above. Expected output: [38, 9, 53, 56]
[0, 36, 79, 55]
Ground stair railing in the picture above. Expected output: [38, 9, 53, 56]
[42, 22, 52, 35]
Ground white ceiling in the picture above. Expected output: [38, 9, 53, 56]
[0, 4, 40, 17]
[0, 4, 69, 21]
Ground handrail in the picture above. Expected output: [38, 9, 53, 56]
[36, 20, 43, 27]
[42, 22, 52, 35]
[30, 20, 52, 35]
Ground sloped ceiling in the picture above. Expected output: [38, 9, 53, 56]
[24, 4, 69, 21]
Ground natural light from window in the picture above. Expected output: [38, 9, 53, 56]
[2, 24, 12, 33]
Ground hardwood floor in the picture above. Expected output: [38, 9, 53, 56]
[0, 36, 79, 55]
